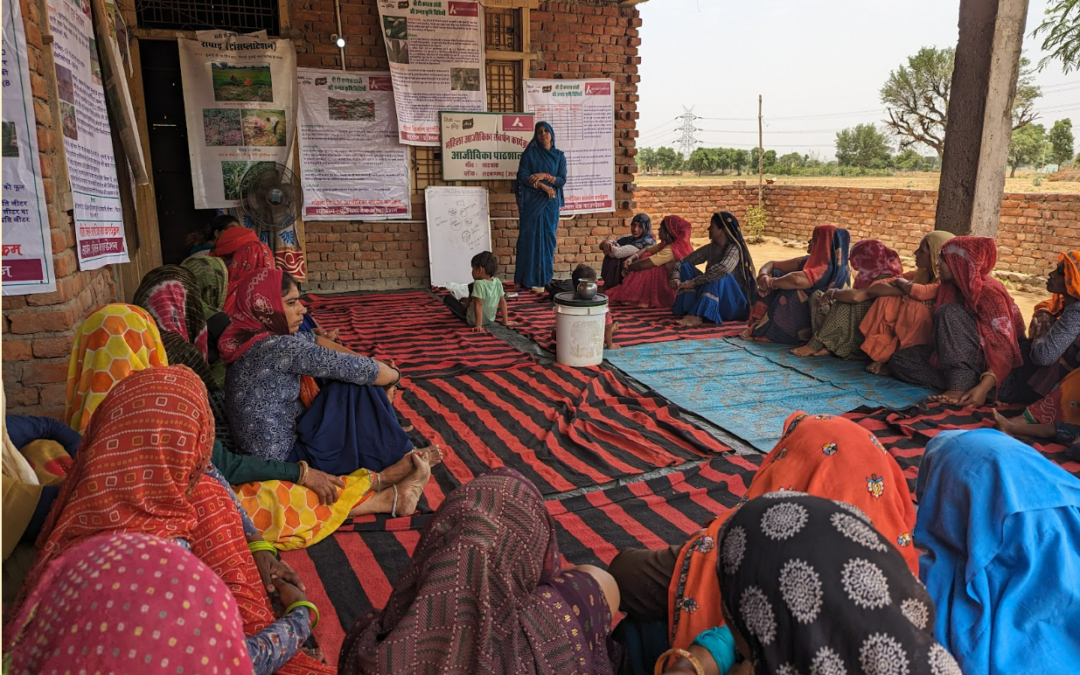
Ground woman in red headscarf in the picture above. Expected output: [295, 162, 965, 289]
[605, 215, 695, 309]
[889, 236, 1025, 407]
[791, 238, 904, 358]
[211, 221, 274, 306]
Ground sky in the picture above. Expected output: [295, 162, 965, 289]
[636, 0, 1079, 159]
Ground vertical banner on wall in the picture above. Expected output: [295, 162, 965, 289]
[3, 0, 57, 294]
[439, 111, 533, 180]
[178, 30, 297, 209]
[524, 79, 616, 214]
[296, 69, 411, 220]
[376, 0, 487, 146]
[46, 0, 129, 269]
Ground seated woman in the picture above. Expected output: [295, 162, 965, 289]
[187, 212, 243, 257]
[133, 264, 218, 391]
[182, 254, 231, 389]
[606, 215, 694, 309]
[211, 220, 274, 303]
[600, 212, 655, 290]
[65, 303, 168, 434]
[16, 367, 338, 675]
[741, 224, 851, 344]
[861, 231, 955, 375]
[223, 268, 439, 480]
[791, 238, 903, 358]
[889, 236, 1025, 408]
[2, 393, 81, 600]
[338, 468, 620, 675]
[674, 493, 960, 675]
[916, 428, 1080, 675]
[671, 211, 757, 327]
[5, 532, 257, 674]
[609, 412, 918, 675]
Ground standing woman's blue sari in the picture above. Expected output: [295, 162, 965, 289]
[515, 122, 567, 289]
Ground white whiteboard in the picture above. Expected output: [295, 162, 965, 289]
[425, 186, 492, 287]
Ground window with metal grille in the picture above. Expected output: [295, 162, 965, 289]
[135, 0, 279, 35]
[411, 6, 525, 194]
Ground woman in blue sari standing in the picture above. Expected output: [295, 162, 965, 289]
[515, 122, 567, 292]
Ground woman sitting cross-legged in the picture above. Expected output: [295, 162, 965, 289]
[222, 268, 440, 491]
[915, 428, 1080, 675]
[14, 367, 336, 675]
[609, 412, 918, 675]
[741, 224, 851, 344]
[339, 468, 620, 675]
[861, 231, 955, 375]
[791, 238, 904, 358]
[600, 212, 655, 290]
[664, 493, 961, 675]
[606, 215, 694, 309]
[671, 211, 757, 327]
[889, 236, 1025, 408]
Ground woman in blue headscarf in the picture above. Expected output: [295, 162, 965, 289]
[600, 213, 655, 290]
[671, 211, 757, 326]
[741, 224, 851, 344]
[515, 122, 567, 292]
[916, 428, 1080, 675]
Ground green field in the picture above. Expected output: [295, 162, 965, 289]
[212, 65, 273, 103]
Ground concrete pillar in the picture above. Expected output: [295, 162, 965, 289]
[935, 0, 1029, 237]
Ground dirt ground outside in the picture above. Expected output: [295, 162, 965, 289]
[640, 171, 1080, 195]
[697, 238, 1049, 325]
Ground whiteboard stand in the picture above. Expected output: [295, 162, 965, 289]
[424, 186, 493, 288]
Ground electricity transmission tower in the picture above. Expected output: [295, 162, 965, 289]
[675, 106, 701, 159]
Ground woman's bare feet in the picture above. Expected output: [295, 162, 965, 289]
[993, 409, 1027, 437]
[349, 453, 432, 518]
[928, 390, 964, 405]
[738, 328, 753, 340]
[378, 445, 443, 487]
[866, 361, 891, 376]
[679, 315, 703, 327]
[791, 345, 829, 357]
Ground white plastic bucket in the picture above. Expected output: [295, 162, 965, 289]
[554, 300, 608, 367]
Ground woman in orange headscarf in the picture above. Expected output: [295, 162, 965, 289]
[608, 412, 917, 674]
[605, 215, 695, 309]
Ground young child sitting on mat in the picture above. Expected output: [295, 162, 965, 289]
[551, 264, 619, 350]
[444, 251, 514, 333]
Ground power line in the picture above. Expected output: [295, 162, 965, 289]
[674, 106, 701, 159]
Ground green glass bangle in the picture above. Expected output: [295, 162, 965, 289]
[248, 540, 278, 556]
[286, 600, 320, 629]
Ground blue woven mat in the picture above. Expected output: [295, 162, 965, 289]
[606, 337, 933, 451]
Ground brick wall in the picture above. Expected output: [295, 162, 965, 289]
[634, 184, 1080, 276]
[292, 0, 641, 291]
[2, 0, 117, 417]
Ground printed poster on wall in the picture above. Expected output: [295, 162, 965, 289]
[46, 0, 129, 269]
[297, 69, 411, 220]
[376, 0, 486, 146]
[524, 79, 616, 214]
[178, 30, 297, 209]
[440, 111, 533, 180]
[3, 0, 56, 294]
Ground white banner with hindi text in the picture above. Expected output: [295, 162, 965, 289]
[440, 111, 533, 180]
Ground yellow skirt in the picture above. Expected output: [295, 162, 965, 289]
[234, 468, 373, 551]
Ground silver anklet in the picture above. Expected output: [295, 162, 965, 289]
[374, 472, 382, 492]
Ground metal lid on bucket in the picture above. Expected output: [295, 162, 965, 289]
[553, 291, 608, 307]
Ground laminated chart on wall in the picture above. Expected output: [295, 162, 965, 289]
[3, 0, 56, 294]
[45, 0, 129, 269]
[376, 0, 487, 146]
[296, 69, 411, 220]
[440, 111, 534, 180]
[524, 79, 616, 214]
[425, 186, 491, 287]
[178, 30, 297, 209]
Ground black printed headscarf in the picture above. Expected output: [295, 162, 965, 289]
[716, 493, 961, 675]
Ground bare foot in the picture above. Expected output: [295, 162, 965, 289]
[865, 361, 891, 376]
[605, 340, 619, 350]
[738, 328, 753, 340]
[412, 445, 443, 468]
[791, 345, 829, 357]
[378, 446, 442, 487]
[679, 315, 703, 327]
[928, 390, 964, 405]
[393, 454, 431, 517]
[992, 409, 1028, 437]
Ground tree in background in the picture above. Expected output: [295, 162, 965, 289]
[750, 147, 777, 172]
[1008, 123, 1049, 177]
[776, 152, 806, 171]
[1049, 119, 1075, 166]
[715, 148, 733, 175]
[732, 149, 749, 176]
[636, 147, 658, 174]
[880, 47, 1041, 157]
[835, 124, 893, 168]
[893, 148, 925, 171]
[1033, 0, 1080, 74]
[686, 147, 718, 175]
[654, 146, 683, 174]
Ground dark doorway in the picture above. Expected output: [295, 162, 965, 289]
[140, 40, 217, 264]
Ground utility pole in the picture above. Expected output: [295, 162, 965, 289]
[758, 95, 764, 207]
[675, 106, 701, 160]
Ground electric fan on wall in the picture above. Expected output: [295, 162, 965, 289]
[237, 162, 302, 252]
